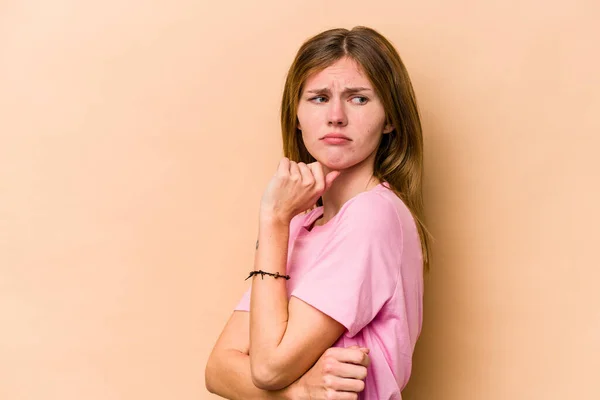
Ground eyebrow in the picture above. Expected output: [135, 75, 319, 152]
[305, 87, 373, 95]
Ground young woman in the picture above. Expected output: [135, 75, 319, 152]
[206, 26, 430, 400]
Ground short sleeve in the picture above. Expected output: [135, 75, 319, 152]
[291, 193, 403, 337]
[234, 287, 251, 312]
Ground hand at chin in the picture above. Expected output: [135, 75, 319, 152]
[314, 158, 347, 174]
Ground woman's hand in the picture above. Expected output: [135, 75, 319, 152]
[289, 346, 370, 400]
[260, 158, 339, 225]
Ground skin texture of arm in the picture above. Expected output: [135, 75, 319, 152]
[248, 159, 346, 390]
[206, 310, 370, 400]
[205, 311, 299, 400]
[249, 216, 346, 390]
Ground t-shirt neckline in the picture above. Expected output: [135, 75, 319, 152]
[301, 182, 388, 233]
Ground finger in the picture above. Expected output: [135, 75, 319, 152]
[325, 347, 367, 365]
[349, 345, 369, 355]
[289, 160, 300, 180]
[308, 162, 325, 192]
[332, 362, 368, 380]
[325, 390, 359, 400]
[362, 354, 371, 368]
[325, 170, 341, 191]
[277, 157, 290, 176]
[325, 375, 366, 393]
[297, 162, 314, 185]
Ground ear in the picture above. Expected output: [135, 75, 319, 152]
[383, 122, 394, 134]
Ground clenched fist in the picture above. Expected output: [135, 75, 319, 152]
[260, 158, 340, 224]
[292, 346, 370, 400]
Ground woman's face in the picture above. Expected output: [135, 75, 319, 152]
[297, 57, 393, 172]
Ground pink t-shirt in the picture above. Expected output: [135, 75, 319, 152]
[235, 182, 424, 399]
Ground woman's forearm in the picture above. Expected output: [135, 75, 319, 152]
[205, 349, 298, 399]
[249, 215, 291, 388]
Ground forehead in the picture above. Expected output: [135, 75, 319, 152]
[304, 57, 371, 88]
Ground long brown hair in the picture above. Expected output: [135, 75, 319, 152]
[281, 26, 432, 271]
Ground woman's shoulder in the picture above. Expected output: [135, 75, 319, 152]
[344, 182, 402, 215]
[335, 183, 403, 230]
[334, 183, 418, 238]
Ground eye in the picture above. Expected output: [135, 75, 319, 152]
[351, 96, 369, 105]
[309, 96, 328, 103]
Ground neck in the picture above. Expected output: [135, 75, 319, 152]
[318, 154, 381, 225]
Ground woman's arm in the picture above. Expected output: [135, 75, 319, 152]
[249, 216, 346, 390]
[248, 159, 346, 390]
[205, 311, 300, 399]
[206, 310, 370, 399]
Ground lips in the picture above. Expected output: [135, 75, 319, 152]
[321, 133, 351, 140]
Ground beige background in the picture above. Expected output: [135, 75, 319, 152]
[1, 0, 599, 399]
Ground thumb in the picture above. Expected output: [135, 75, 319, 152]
[349, 345, 369, 354]
[324, 170, 340, 191]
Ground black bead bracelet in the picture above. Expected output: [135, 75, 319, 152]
[245, 270, 291, 281]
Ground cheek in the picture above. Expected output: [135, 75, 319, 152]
[354, 120, 386, 151]
[364, 112, 387, 135]
[296, 106, 307, 128]
[357, 116, 383, 136]
[297, 109, 319, 132]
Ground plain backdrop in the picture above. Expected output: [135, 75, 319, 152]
[1, 1, 599, 399]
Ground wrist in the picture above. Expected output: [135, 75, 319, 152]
[259, 209, 292, 227]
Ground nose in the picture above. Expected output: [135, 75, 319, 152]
[327, 98, 348, 127]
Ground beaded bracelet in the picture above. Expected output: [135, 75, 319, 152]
[245, 270, 291, 281]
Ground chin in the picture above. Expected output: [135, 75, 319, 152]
[317, 158, 356, 172]
[309, 150, 362, 171]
